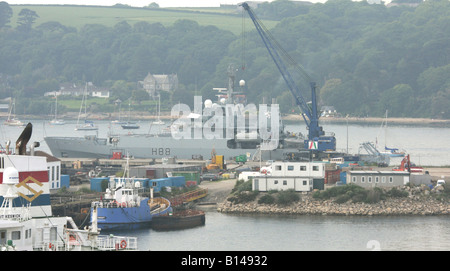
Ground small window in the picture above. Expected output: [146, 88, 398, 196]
[352, 176, 357, 183]
[275, 165, 282, 171]
[361, 176, 365, 183]
[375, 177, 379, 183]
[382, 177, 386, 183]
[389, 177, 393, 183]
[368, 177, 372, 183]
[312, 166, 319, 171]
[283, 180, 287, 185]
[303, 180, 307, 185]
[12, 231, 21, 240]
[274, 180, 278, 184]
[300, 166, 307, 171]
[287, 166, 294, 171]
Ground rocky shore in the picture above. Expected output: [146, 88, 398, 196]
[217, 189, 450, 216]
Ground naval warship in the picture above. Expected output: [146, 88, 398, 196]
[44, 69, 305, 161]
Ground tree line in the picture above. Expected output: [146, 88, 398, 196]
[0, 0, 449, 119]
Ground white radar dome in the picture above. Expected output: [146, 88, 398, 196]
[3, 167, 19, 185]
[239, 80, 245, 87]
[204, 99, 213, 108]
[220, 98, 226, 104]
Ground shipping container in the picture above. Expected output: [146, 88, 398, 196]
[340, 171, 347, 184]
[172, 172, 200, 185]
[325, 169, 341, 184]
[216, 155, 224, 169]
[149, 178, 172, 193]
[235, 155, 247, 163]
[61, 174, 70, 188]
[90, 177, 109, 192]
[170, 176, 186, 187]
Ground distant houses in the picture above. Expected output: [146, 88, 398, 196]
[44, 82, 110, 98]
[140, 73, 178, 97]
[44, 73, 179, 99]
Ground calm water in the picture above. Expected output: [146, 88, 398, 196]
[1, 119, 450, 251]
[107, 211, 450, 251]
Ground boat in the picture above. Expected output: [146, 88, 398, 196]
[75, 120, 98, 131]
[358, 141, 390, 166]
[4, 99, 24, 127]
[151, 209, 205, 231]
[111, 99, 127, 125]
[49, 94, 65, 125]
[90, 158, 171, 230]
[152, 94, 165, 125]
[121, 122, 140, 129]
[120, 99, 140, 130]
[382, 146, 405, 157]
[377, 110, 405, 157]
[75, 83, 98, 131]
[44, 66, 305, 160]
[0, 123, 137, 250]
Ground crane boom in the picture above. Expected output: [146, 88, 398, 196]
[241, 2, 336, 152]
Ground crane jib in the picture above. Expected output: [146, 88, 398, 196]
[241, 2, 336, 152]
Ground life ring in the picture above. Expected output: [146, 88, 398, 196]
[120, 240, 127, 249]
[261, 169, 267, 174]
[122, 202, 127, 208]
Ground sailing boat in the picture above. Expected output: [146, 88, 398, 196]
[49, 94, 65, 125]
[4, 98, 24, 126]
[111, 99, 126, 125]
[121, 99, 140, 129]
[378, 110, 405, 157]
[152, 94, 165, 125]
[75, 83, 98, 131]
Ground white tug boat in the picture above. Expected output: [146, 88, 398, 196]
[0, 123, 137, 251]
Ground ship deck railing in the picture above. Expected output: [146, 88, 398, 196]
[63, 229, 138, 251]
[92, 200, 139, 209]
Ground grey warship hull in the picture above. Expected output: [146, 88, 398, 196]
[44, 133, 303, 161]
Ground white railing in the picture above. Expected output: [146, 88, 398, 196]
[95, 235, 138, 251]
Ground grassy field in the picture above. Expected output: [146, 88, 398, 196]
[10, 5, 279, 35]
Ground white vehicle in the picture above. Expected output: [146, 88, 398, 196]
[436, 179, 446, 187]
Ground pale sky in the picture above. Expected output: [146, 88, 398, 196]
[4, 0, 281, 7]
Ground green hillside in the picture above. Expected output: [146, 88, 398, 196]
[10, 5, 278, 35]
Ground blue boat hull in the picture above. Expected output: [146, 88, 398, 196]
[91, 198, 171, 230]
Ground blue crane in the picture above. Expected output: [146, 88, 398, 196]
[241, 2, 336, 152]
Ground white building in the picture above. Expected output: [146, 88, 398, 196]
[35, 151, 62, 190]
[347, 170, 410, 188]
[252, 161, 326, 192]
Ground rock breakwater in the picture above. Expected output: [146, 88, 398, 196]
[217, 196, 450, 216]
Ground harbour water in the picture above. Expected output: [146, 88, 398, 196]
[1, 118, 450, 250]
[109, 211, 450, 251]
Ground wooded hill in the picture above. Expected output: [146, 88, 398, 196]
[0, 0, 449, 119]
